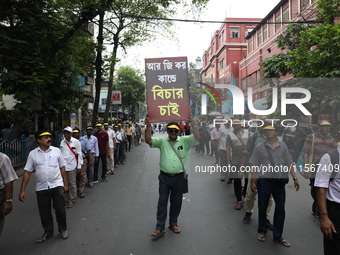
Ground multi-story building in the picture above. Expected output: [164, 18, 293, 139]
[201, 0, 319, 119]
[241, 0, 317, 116]
[201, 17, 262, 85]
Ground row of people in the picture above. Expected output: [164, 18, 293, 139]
[1, 121, 141, 242]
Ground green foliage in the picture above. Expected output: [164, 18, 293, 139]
[259, 1, 340, 120]
[114, 66, 146, 119]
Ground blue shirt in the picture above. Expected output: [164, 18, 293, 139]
[82, 135, 99, 157]
[79, 136, 91, 158]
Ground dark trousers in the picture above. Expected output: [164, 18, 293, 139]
[0, 189, 5, 236]
[257, 179, 286, 239]
[127, 135, 132, 151]
[156, 171, 185, 231]
[119, 142, 126, 162]
[114, 143, 120, 164]
[212, 140, 219, 163]
[229, 165, 248, 203]
[36, 186, 67, 235]
[324, 200, 340, 255]
[94, 154, 107, 181]
[199, 136, 210, 154]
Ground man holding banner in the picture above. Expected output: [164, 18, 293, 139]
[145, 116, 200, 237]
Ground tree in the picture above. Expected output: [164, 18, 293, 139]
[0, 0, 114, 140]
[97, 0, 209, 123]
[259, 0, 340, 119]
[114, 66, 145, 121]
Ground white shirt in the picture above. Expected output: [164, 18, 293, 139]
[0, 152, 18, 189]
[115, 131, 122, 144]
[314, 146, 340, 203]
[217, 125, 234, 150]
[105, 128, 115, 148]
[24, 146, 66, 191]
[60, 137, 83, 171]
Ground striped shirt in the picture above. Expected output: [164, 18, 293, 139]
[302, 133, 337, 161]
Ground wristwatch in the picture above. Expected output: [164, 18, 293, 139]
[293, 177, 297, 181]
[6, 199, 13, 203]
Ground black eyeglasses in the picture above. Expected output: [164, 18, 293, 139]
[168, 129, 179, 133]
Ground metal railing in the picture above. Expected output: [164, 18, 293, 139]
[0, 130, 87, 168]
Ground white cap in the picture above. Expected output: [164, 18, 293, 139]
[64, 126, 73, 133]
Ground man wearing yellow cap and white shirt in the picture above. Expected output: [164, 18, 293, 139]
[103, 123, 115, 174]
[303, 121, 338, 218]
[60, 126, 83, 208]
[19, 130, 69, 242]
[145, 118, 200, 237]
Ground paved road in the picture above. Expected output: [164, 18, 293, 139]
[0, 132, 323, 254]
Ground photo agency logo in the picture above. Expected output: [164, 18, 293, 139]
[200, 83, 312, 128]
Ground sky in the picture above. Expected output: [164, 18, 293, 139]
[117, 0, 281, 71]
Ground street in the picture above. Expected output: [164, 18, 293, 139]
[0, 132, 323, 255]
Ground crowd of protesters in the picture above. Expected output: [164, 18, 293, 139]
[1, 121, 145, 243]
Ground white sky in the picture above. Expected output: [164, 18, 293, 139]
[117, 0, 281, 70]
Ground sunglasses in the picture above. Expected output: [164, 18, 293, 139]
[168, 129, 179, 133]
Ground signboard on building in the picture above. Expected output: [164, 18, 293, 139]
[112, 90, 121, 104]
[145, 56, 190, 122]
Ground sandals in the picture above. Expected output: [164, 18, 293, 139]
[235, 203, 243, 210]
[257, 233, 266, 242]
[36, 233, 53, 243]
[274, 237, 290, 247]
[151, 230, 165, 237]
[60, 231, 69, 240]
[168, 225, 181, 234]
[66, 202, 74, 208]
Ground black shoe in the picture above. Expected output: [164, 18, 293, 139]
[226, 179, 233, 184]
[266, 220, 273, 231]
[243, 212, 252, 224]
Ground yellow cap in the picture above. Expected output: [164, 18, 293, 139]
[103, 123, 109, 126]
[72, 130, 80, 133]
[39, 132, 52, 137]
[167, 125, 179, 130]
[86, 126, 93, 130]
[232, 119, 241, 124]
[319, 121, 331, 126]
[96, 123, 102, 127]
[263, 125, 276, 130]
[118, 123, 122, 126]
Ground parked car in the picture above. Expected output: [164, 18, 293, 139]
[282, 124, 317, 157]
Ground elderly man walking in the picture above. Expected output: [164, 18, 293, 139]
[145, 116, 200, 237]
[19, 130, 69, 242]
[60, 126, 83, 208]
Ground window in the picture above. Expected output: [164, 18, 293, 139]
[283, 7, 289, 23]
[102, 98, 107, 105]
[221, 30, 225, 44]
[218, 59, 224, 70]
[301, 0, 309, 8]
[245, 28, 253, 37]
[231, 28, 239, 38]
[263, 26, 268, 40]
[242, 79, 246, 90]
[257, 31, 262, 45]
[275, 13, 281, 30]
[248, 39, 253, 52]
[248, 76, 253, 86]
